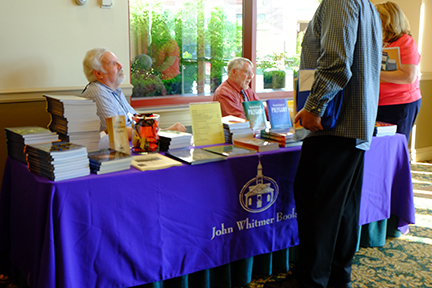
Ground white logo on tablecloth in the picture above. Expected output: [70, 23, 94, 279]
[239, 155, 279, 213]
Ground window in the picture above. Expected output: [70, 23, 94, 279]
[129, 0, 319, 108]
[255, 0, 319, 92]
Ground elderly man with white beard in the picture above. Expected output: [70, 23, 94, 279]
[82, 48, 185, 140]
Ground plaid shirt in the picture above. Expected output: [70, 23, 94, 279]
[300, 0, 382, 150]
[82, 82, 136, 132]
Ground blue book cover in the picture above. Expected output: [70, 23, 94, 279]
[266, 98, 292, 130]
[296, 69, 343, 130]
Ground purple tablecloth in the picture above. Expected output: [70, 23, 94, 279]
[0, 148, 300, 288]
[0, 134, 415, 288]
[360, 133, 415, 233]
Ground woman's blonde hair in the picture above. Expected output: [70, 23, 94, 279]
[375, 1, 411, 43]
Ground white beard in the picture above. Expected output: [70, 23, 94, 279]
[116, 69, 125, 85]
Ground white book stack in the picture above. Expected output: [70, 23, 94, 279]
[221, 115, 253, 144]
[25, 141, 90, 181]
[4, 126, 60, 164]
[88, 148, 133, 175]
[44, 95, 101, 152]
[158, 129, 193, 151]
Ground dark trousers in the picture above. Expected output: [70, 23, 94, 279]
[376, 99, 421, 141]
[293, 136, 365, 288]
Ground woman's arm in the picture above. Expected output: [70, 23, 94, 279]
[380, 63, 418, 84]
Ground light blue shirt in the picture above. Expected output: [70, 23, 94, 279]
[300, 0, 382, 150]
[81, 82, 136, 132]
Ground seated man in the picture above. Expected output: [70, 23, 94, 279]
[82, 48, 185, 140]
[212, 57, 260, 119]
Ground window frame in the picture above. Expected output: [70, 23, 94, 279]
[129, 0, 293, 109]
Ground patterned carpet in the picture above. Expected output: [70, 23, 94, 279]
[1, 163, 431, 288]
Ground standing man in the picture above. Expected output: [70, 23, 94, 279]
[213, 57, 260, 119]
[264, 1, 382, 288]
[82, 48, 185, 140]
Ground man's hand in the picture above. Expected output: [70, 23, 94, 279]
[294, 108, 324, 132]
[166, 122, 187, 132]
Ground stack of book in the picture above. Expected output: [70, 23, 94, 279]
[4, 126, 59, 164]
[44, 94, 101, 152]
[88, 148, 133, 174]
[158, 129, 193, 151]
[233, 137, 279, 152]
[374, 121, 397, 137]
[25, 141, 90, 181]
[260, 128, 302, 148]
[221, 115, 253, 144]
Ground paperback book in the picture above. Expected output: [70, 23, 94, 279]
[132, 153, 183, 171]
[221, 115, 253, 143]
[242, 100, 268, 133]
[381, 47, 401, 72]
[44, 94, 100, 152]
[296, 69, 343, 131]
[374, 121, 397, 137]
[88, 148, 133, 174]
[260, 128, 295, 142]
[221, 115, 250, 130]
[266, 98, 292, 130]
[25, 141, 88, 161]
[259, 135, 303, 148]
[233, 137, 279, 152]
[166, 148, 227, 165]
[25, 141, 90, 181]
[5, 126, 59, 164]
[203, 144, 256, 157]
[158, 129, 193, 151]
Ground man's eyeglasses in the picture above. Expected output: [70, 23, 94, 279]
[237, 69, 255, 78]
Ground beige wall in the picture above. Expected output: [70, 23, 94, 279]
[1, 0, 432, 186]
[0, 0, 131, 92]
[0, 0, 132, 185]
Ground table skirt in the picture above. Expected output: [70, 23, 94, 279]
[138, 219, 398, 288]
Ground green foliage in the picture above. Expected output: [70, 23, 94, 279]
[263, 69, 286, 89]
[130, 0, 243, 96]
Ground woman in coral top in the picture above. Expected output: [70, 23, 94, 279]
[375, 1, 422, 141]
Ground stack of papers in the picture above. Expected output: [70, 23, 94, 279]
[44, 95, 101, 152]
[4, 126, 59, 164]
[25, 141, 90, 181]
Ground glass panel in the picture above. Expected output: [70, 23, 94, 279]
[129, 0, 243, 99]
[255, 0, 320, 92]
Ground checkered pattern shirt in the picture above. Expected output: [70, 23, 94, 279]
[82, 82, 136, 132]
[300, 0, 382, 150]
